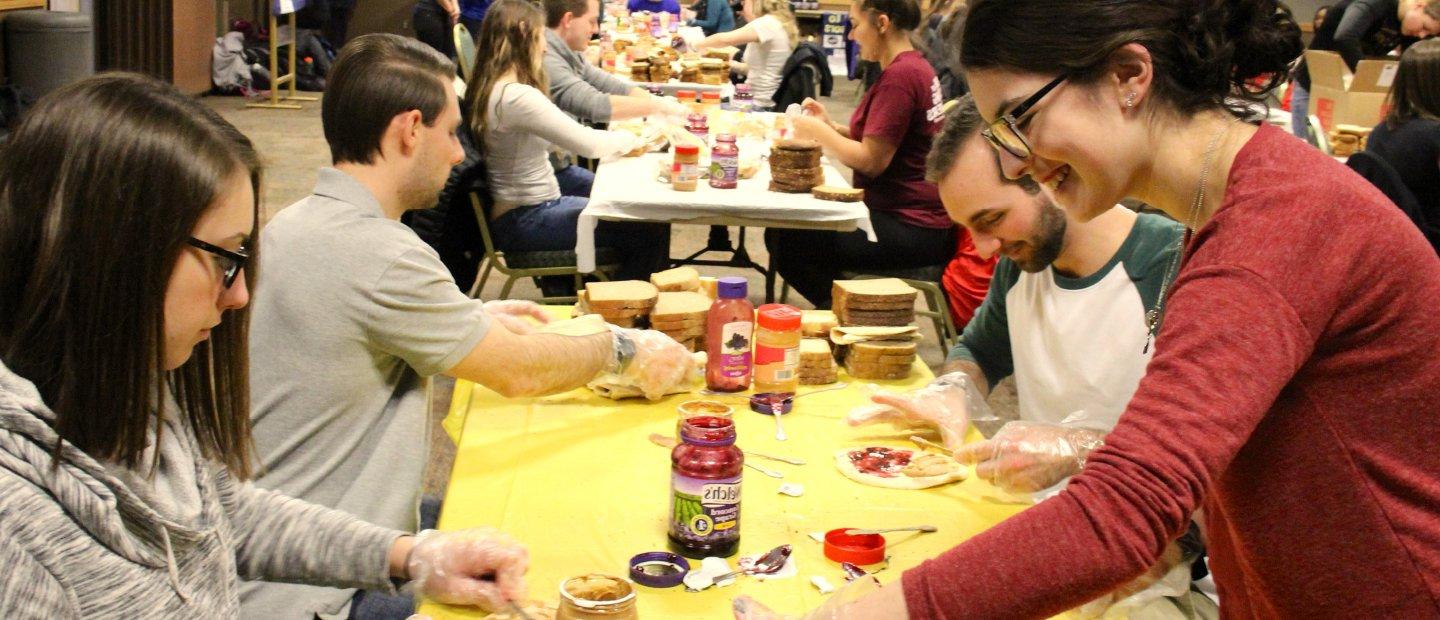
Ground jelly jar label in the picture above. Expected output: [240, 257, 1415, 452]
[719, 321, 753, 378]
[670, 473, 741, 543]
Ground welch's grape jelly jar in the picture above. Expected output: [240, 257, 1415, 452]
[668, 415, 743, 558]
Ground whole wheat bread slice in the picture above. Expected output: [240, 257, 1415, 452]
[849, 340, 918, 357]
[832, 278, 918, 304]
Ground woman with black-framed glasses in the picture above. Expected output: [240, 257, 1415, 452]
[0, 73, 529, 616]
[734, 0, 1440, 618]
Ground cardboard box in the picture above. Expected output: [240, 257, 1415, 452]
[1306, 50, 1398, 133]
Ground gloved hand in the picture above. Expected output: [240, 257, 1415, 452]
[845, 372, 988, 452]
[407, 528, 529, 610]
[800, 97, 828, 119]
[652, 98, 692, 122]
[953, 421, 1106, 493]
[732, 573, 881, 619]
[483, 300, 551, 335]
[609, 327, 695, 400]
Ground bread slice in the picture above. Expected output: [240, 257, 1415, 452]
[800, 338, 833, 362]
[799, 372, 839, 385]
[659, 324, 707, 338]
[698, 276, 719, 299]
[837, 308, 917, 319]
[801, 310, 837, 338]
[844, 359, 912, 380]
[651, 315, 705, 327]
[832, 279, 918, 304]
[836, 298, 917, 311]
[536, 314, 611, 337]
[812, 185, 864, 202]
[595, 306, 652, 319]
[837, 314, 916, 327]
[773, 138, 820, 152]
[650, 267, 701, 293]
[585, 280, 658, 309]
[849, 340, 918, 357]
[651, 291, 711, 322]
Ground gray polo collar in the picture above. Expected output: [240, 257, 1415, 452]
[312, 167, 385, 218]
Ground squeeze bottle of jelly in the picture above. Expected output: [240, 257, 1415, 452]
[705, 277, 754, 392]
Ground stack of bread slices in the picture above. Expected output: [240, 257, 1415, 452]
[832, 278, 917, 327]
[650, 291, 711, 352]
[843, 339, 916, 380]
[799, 338, 839, 385]
[579, 281, 658, 328]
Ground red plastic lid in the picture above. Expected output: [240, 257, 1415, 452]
[674, 144, 700, 155]
[675, 89, 698, 100]
[701, 91, 722, 101]
[823, 529, 886, 565]
[756, 304, 802, 331]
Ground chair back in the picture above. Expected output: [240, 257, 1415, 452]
[454, 23, 477, 83]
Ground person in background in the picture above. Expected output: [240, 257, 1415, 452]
[919, 0, 967, 99]
[694, 0, 798, 110]
[1291, 0, 1440, 139]
[1367, 37, 1440, 222]
[771, 0, 973, 310]
[243, 34, 691, 619]
[736, 0, 1440, 616]
[544, 0, 688, 139]
[414, 0, 462, 60]
[0, 72, 527, 618]
[470, 0, 672, 297]
[685, 0, 737, 36]
[325, 0, 359, 47]
[460, 0, 492, 34]
[627, 0, 682, 14]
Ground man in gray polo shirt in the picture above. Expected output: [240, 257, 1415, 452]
[544, 0, 683, 124]
[242, 34, 693, 619]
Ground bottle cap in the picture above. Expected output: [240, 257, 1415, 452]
[757, 304, 802, 331]
[717, 276, 748, 299]
[676, 89, 698, 101]
[674, 144, 700, 155]
[629, 552, 690, 588]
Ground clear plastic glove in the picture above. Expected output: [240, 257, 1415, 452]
[653, 98, 692, 122]
[613, 328, 695, 400]
[1076, 542, 1191, 619]
[845, 372, 990, 452]
[788, 114, 831, 143]
[483, 300, 551, 335]
[800, 97, 828, 119]
[407, 528, 529, 610]
[954, 421, 1106, 493]
[732, 574, 880, 619]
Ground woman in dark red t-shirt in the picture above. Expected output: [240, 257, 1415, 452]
[765, 0, 988, 310]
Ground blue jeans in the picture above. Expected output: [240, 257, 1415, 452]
[490, 194, 671, 296]
[555, 164, 595, 198]
[349, 497, 442, 619]
[1290, 82, 1310, 141]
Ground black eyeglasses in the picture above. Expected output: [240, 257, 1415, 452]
[187, 237, 249, 289]
[982, 74, 1068, 160]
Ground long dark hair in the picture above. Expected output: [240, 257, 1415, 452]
[0, 73, 261, 478]
[960, 0, 1303, 116]
[1385, 38, 1440, 126]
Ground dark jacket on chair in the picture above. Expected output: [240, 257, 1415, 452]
[1346, 150, 1440, 255]
[771, 42, 833, 111]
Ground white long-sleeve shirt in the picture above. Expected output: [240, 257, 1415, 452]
[482, 82, 638, 207]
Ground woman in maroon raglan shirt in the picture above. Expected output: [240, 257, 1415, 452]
[766, 0, 992, 311]
[735, 1, 1440, 618]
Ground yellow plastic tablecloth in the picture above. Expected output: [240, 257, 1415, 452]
[421, 318, 1034, 619]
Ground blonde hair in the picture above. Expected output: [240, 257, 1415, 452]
[464, 0, 550, 141]
[753, 0, 799, 48]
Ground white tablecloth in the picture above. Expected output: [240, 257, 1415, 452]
[575, 152, 876, 272]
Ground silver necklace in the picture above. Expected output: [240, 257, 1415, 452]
[1143, 119, 1236, 354]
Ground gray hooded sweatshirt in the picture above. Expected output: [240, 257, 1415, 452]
[0, 360, 406, 618]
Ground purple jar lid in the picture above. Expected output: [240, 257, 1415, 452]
[629, 551, 690, 588]
[749, 393, 794, 415]
[717, 276, 748, 299]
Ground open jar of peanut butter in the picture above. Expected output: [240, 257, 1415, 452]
[556, 574, 638, 619]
